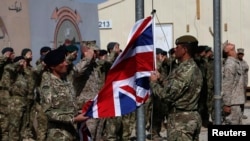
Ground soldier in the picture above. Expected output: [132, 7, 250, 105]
[5, 55, 31, 140]
[194, 45, 210, 127]
[0, 47, 15, 141]
[73, 41, 111, 140]
[35, 46, 51, 66]
[222, 42, 245, 125]
[42, 48, 88, 140]
[150, 35, 203, 141]
[147, 48, 169, 140]
[237, 48, 249, 119]
[204, 46, 215, 123]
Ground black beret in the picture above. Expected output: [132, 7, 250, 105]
[175, 35, 198, 46]
[40, 46, 51, 55]
[196, 45, 207, 54]
[99, 49, 108, 56]
[162, 51, 168, 56]
[168, 48, 175, 55]
[21, 48, 32, 57]
[156, 48, 163, 54]
[107, 42, 118, 50]
[13, 56, 25, 63]
[66, 45, 78, 53]
[43, 48, 66, 67]
[205, 46, 212, 52]
[1, 47, 13, 55]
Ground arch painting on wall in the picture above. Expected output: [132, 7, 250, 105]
[51, 7, 82, 48]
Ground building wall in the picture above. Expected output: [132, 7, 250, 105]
[98, 0, 250, 85]
[0, 0, 105, 66]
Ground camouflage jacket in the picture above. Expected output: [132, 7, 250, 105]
[150, 58, 203, 111]
[73, 57, 111, 110]
[222, 56, 245, 105]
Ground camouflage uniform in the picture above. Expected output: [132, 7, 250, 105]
[73, 57, 111, 141]
[0, 56, 12, 141]
[222, 56, 245, 124]
[194, 56, 209, 127]
[3, 62, 31, 140]
[150, 58, 203, 141]
[206, 56, 214, 123]
[41, 73, 78, 141]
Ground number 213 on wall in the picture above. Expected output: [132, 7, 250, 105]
[99, 20, 112, 29]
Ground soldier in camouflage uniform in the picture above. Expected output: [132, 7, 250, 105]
[194, 45, 210, 127]
[237, 48, 249, 119]
[150, 35, 202, 141]
[146, 48, 170, 140]
[204, 47, 215, 123]
[73, 41, 112, 141]
[28, 46, 52, 141]
[0, 47, 15, 141]
[42, 48, 88, 141]
[222, 42, 245, 125]
[3, 56, 31, 140]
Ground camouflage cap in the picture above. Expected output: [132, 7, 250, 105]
[237, 48, 244, 54]
[81, 40, 99, 50]
[175, 35, 198, 46]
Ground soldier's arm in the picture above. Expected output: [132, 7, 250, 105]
[150, 64, 192, 102]
[41, 83, 74, 124]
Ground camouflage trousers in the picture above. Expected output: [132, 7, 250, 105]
[223, 105, 243, 125]
[167, 111, 202, 141]
[121, 112, 136, 141]
[8, 96, 28, 141]
[148, 95, 169, 137]
[86, 118, 104, 141]
[0, 89, 10, 141]
[30, 102, 48, 141]
[102, 117, 122, 141]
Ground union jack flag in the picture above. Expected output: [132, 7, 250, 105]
[84, 16, 154, 118]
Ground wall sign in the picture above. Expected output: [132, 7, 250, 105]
[99, 20, 112, 29]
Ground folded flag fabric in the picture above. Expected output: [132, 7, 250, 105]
[84, 16, 154, 118]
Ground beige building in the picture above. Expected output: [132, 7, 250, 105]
[98, 0, 250, 61]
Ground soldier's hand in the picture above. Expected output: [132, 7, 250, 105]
[73, 113, 89, 123]
[223, 105, 231, 114]
[4, 51, 11, 58]
[150, 71, 160, 82]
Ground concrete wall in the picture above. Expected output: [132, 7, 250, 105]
[98, 0, 250, 85]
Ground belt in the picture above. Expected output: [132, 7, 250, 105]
[0, 86, 8, 90]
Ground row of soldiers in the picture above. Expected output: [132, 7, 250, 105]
[0, 40, 135, 141]
[144, 44, 215, 140]
[147, 40, 249, 140]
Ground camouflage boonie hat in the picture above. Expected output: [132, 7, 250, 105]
[175, 35, 198, 46]
[81, 40, 99, 50]
[237, 48, 244, 54]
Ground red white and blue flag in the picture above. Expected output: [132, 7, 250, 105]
[84, 16, 154, 118]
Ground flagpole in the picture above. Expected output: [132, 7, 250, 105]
[152, 9, 157, 71]
[135, 0, 145, 141]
